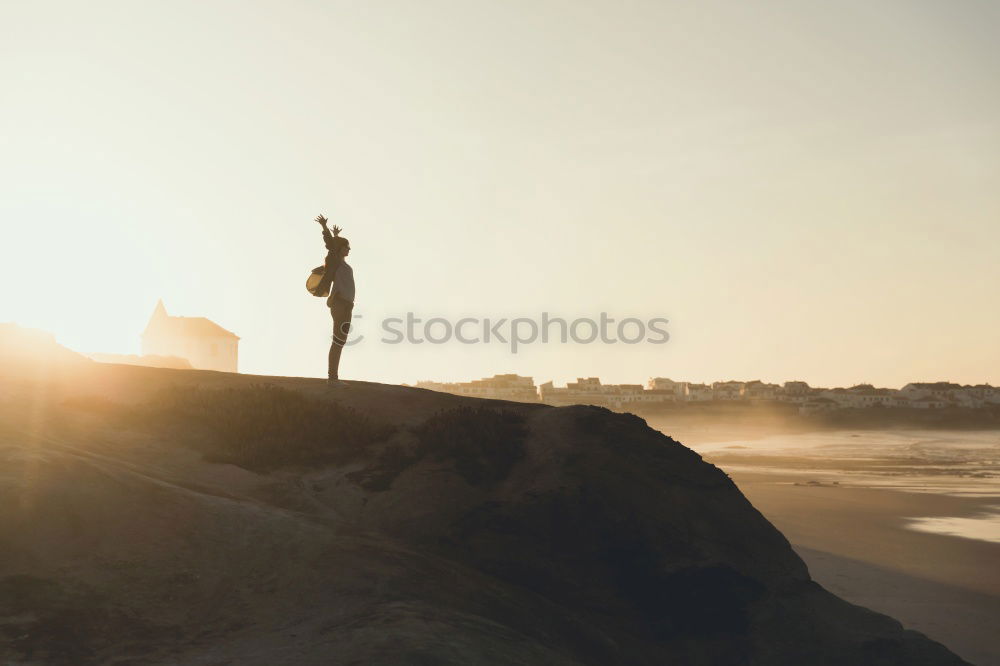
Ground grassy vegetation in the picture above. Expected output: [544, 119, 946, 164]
[414, 406, 528, 487]
[116, 385, 530, 484]
[347, 405, 529, 491]
[139, 384, 395, 472]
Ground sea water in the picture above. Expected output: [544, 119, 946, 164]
[689, 429, 1000, 544]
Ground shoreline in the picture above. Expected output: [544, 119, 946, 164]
[728, 471, 1000, 594]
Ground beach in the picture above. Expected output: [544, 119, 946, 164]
[651, 425, 1000, 666]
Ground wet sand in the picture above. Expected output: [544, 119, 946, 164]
[729, 471, 1000, 665]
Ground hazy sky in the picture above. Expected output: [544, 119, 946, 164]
[2, 0, 998, 388]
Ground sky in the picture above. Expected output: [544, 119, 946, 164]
[2, 0, 998, 388]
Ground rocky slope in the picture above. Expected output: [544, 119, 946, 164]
[0, 329, 968, 664]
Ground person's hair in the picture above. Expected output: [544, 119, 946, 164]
[329, 225, 350, 251]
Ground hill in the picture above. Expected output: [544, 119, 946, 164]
[0, 329, 967, 664]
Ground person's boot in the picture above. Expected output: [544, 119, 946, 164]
[327, 378, 347, 389]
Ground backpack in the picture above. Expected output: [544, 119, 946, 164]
[306, 265, 330, 297]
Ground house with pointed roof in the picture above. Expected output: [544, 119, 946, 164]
[141, 300, 240, 373]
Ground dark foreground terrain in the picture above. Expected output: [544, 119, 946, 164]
[0, 326, 969, 664]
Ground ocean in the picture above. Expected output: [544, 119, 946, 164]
[689, 429, 1000, 544]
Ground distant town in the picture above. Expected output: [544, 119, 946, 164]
[413, 375, 1000, 413]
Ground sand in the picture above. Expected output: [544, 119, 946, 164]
[644, 418, 1000, 663]
[727, 470, 1000, 666]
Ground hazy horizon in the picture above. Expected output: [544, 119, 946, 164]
[3, 0, 998, 388]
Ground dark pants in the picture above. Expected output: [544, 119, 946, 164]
[328, 297, 353, 380]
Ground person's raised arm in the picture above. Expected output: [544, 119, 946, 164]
[316, 214, 336, 250]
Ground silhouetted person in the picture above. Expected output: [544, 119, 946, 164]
[315, 214, 354, 388]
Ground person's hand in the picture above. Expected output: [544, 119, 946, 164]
[315, 214, 328, 227]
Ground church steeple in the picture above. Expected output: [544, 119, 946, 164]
[143, 299, 169, 337]
[152, 299, 168, 320]
[139, 299, 239, 372]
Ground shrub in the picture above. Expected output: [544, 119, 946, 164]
[139, 384, 394, 472]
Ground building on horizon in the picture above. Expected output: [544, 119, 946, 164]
[141, 300, 240, 373]
[416, 374, 538, 402]
[540, 377, 660, 409]
[712, 381, 745, 401]
[646, 377, 685, 400]
[415, 372, 1000, 413]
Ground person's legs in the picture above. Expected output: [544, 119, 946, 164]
[328, 299, 353, 380]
